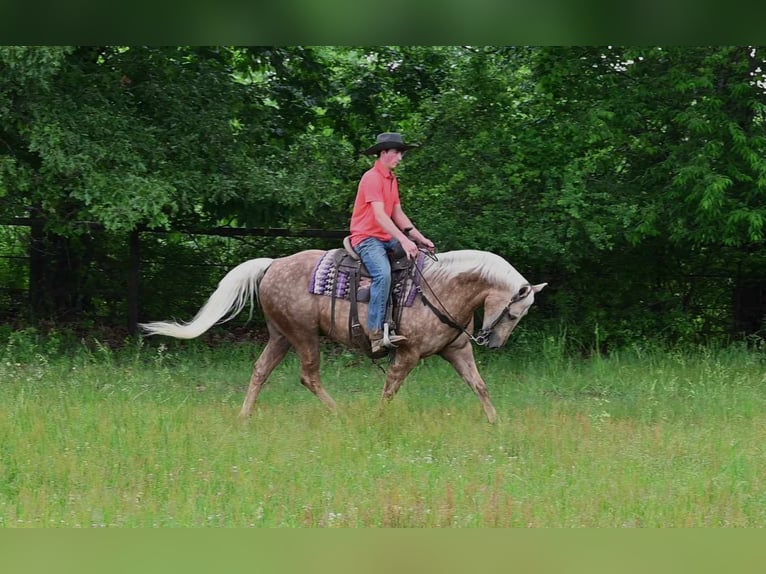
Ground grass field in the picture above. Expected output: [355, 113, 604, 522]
[1, 331, 765, 527]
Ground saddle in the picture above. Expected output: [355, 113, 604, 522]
[331, 237, 416, 353]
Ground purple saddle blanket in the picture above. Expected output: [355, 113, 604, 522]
[309, 249, 423, 307]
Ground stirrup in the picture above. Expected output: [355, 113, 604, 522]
[382, 323, 399, 349]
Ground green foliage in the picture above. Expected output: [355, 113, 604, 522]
[1, 47, 339, 233]
[2, 46, 766, 348]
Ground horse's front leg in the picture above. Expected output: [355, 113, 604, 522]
[292, 337, 338, 412]
[380, 349, 420, 405]
[439, 338, 498, 424]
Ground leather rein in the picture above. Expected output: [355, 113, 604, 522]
[414, 251, 529, 347]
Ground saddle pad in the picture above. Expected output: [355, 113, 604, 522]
[308, 249, 423, 307]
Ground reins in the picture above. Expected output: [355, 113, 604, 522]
[412, 250, 487, 347]
[413, 249, 530, 347]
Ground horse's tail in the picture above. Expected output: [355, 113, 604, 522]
[140, 258, 274, 339]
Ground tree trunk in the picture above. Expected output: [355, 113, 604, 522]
[28, 221, 91, 321]
[733, 278, 766, 338]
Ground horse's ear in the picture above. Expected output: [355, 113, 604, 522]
[532, 282, 548, 293]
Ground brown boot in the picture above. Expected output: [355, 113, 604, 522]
[370, 330, 408, 355]
[370, 330, 386, 355]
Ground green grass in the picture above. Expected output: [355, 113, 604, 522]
[1, 334, 765, 527]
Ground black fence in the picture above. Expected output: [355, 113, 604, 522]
[0, 218, 347, 334]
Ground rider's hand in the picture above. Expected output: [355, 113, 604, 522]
[419, 237, 435, 252]
[402, 237, 420, 260]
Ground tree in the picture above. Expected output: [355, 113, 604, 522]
[4, 45, 766, 347]
[526, 46, 766, 344]
[0, 46, 353, 320]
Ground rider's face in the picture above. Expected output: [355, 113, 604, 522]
[379, 148, 403, 171]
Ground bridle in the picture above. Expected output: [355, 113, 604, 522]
[414, 251, 531, 347]
[473, 287, 529, 346]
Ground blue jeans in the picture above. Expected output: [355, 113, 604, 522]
[354, 237, 398, 333]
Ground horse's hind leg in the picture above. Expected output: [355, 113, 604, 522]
[240, 326, 291, 417]
[439, 339, 498, 424]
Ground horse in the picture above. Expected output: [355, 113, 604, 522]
[140, 248, 546, 423]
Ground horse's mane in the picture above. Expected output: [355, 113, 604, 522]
[423, 250, 524, 290]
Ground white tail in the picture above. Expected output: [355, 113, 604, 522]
[140, 258, 274, 339]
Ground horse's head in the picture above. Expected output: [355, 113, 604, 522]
[478, 282, 547, 349]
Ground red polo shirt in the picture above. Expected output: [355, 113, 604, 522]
[349, 160, 401, 247]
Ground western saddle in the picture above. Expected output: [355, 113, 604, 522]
[331, 236, 415, 357]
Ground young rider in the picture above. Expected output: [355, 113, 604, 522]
[349, 132, 434, 354]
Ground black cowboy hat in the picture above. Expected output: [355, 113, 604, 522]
[362, 132, 419, 155]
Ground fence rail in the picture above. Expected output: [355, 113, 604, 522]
[1, 219, 348, 333]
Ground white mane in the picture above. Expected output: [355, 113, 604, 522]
[423, 250, 525, 290]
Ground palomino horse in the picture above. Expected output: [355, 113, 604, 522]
[140, 249, 546, 423]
